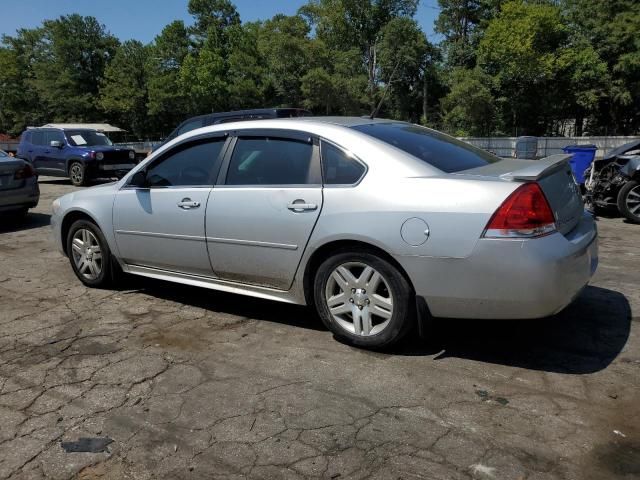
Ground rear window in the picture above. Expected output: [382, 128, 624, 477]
[352, 122, 500, 173]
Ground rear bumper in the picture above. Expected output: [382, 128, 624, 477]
[0, 179, 40, 212]
[397, 212, 598, 319]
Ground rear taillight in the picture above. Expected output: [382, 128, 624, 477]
[14, 163, 37, 180]
[483, 183, 556, 238]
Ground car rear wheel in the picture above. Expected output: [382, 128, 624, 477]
[66, 219, 117, 288]
[69, 162, 88, 186]
[313, 250, 415, 349]
[617, 180, 640, 223]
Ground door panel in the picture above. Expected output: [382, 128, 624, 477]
[113, 136, 227, 276]
[43, 130, 67, 172]
[205, 133, 322, 290]
[113, 188, 213, 276]
[206, 187, 322, 289]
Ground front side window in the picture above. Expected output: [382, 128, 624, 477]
[226, 137, 316, 186]
[145, 138, 225, 187]
[352, 122, 500, 173]
[45, 130, 65, 145]
[65, 130, 113, 147]
[321, 142, 366, 185]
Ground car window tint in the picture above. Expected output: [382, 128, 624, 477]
[226, 137, 315, 186]
[321, 142, 365, 184]
[177, 119, 204, 136]
[352, 122, 500, 173]
[31, 131, 46, 146]
[45, 130, 65, 144]
[146, 139, 225, 187]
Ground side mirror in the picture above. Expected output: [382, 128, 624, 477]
[128, 170, 147, 188]
[50, 140, 63, 148]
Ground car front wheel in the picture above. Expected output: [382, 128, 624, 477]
[69, 162, 88, 186]
[66, 219, 116, 288]
[617, 180, 640, 223]
[313, 250, 415, 349]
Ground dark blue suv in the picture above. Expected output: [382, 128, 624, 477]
[17, 127, 136, 186]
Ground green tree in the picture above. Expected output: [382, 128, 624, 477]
[435, 0, 504, 68]
[258, 14, 317, 106]
[99, 40, 149, 137]
[146, 21, 190, 134]
[378, 17, 436, 122]
[188, 0, 241, 42]
[300, 0, 419, 109]
[566, 0, 640, 134]
[33, 15, 118, 122]
[226, 23, 266, 109]
[441, 67, 496, 135]
[478, 1, 574, 134]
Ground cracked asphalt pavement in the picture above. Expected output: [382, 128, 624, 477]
[0, 178, 638, 480]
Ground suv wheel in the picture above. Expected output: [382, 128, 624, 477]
[66, 220, 117, 288]
[69, 162, 88, 186]
[617, 180, 640, 223]
[313, 250, 415, 349]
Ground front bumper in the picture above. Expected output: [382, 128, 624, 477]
[51, 207, 64, 255]
[397, 212, 598, 319]
[0, 179, 40, 212]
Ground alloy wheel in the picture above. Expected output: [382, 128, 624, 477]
[71, 228, 103, 280]
[70, 164, 83, 184]
[324, 262, 394, 336]
[625, 185, 640, 217]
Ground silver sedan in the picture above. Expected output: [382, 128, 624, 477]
[51, 118, 598, 348]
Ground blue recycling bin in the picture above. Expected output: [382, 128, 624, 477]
[562, 144, 597, 184]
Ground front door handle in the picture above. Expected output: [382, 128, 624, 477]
[177, 198, 201, 210]
[287, 200, 318, 212]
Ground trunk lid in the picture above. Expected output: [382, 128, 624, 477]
[0, 158, 27, 191]
[457, 154, 584, 235]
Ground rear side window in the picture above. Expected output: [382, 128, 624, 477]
[226, 137, 316, 186]
[31, 131, 46, 146]
[321, 142, 366, 185]
[352, 123, 500, 173]
[145, 138, 226, 187]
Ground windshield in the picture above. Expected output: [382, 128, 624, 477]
[65, 130, 113, 147]
[352, 122, 500, 173]
[0, 149, 7, 157]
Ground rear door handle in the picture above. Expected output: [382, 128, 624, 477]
[287, 201, 318, 212]
[177, 198, 201, 210]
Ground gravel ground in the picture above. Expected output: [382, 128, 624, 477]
[0, 178, 638, 480]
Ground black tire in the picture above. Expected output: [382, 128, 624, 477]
[313, 250, 415, 349]
[68, 161, 88, 186]
[617, 180, 640, 224]
[66, 219, 117, 288]
[12, 207, 29, 218]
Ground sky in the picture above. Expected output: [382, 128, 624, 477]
[0, 0, 441, 43]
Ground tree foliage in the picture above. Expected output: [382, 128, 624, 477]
[0, 0, 637, 138]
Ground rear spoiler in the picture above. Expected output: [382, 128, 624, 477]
[500, 154, 571, 181]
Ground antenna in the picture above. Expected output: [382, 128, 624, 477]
[370, 58, 401, 119]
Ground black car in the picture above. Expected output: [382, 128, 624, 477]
[160, 108, 312, 146]
[17, 127, 136, 186]
[585, 140, 640, 223]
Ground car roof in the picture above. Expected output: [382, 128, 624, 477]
[294, 116, 395, 127]
[27, 127, 97, 132]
